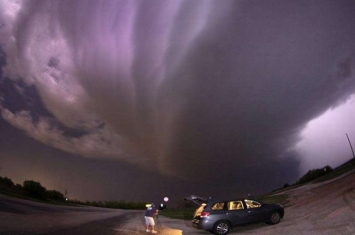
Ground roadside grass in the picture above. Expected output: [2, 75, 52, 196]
[160, 207, 196, 220]
[253, 193, 290, 207]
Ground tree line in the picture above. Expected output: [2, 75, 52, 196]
[0, 176, 146, 209]
[70, 199, 147, 209]
[0, 164, 337, 209]
[282, 165, 333, 189]
[0, 176, 65, 201]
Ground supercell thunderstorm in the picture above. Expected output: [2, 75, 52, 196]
[1, 0, 355, 196]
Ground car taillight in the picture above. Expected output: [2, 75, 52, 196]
[200, 212, 211, 218]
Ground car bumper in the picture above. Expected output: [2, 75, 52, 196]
[192, 218, 202, 229]
[192, 218, 214, 231]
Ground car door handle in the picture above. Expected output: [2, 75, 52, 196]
[248, 211, 254, 213]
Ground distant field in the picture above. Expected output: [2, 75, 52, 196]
[160, 207, 196, 220]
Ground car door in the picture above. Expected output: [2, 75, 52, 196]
[225, 201, 250, 226]
[244, 199, 268, 223]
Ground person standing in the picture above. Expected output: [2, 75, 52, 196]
[144, 203, 158, 233]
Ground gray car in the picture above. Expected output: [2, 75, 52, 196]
[185, 195, 284, 235]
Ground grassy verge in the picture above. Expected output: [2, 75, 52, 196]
[159, 207, 196, 220]
[254, 193, 290, 207]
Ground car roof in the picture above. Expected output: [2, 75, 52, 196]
[209, 198, 250, 203]
[185, 195, 262, 206]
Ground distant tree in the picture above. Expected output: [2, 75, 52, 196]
[75, 199, 147, 210]
[69, 199, 84, 205]
[297, 165, 333, 184]
[1, 176, 148, 208]
[23, 180, 47, 199]
[0, 176, 15, 187]
[89, 201, 104, 207]
[46, 190, 65, 201]
[283, 183, 290, 189]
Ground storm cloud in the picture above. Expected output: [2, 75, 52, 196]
[1, 0, 355, 200]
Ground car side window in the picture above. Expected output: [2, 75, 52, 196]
[244, 199, 261, 209]
[211, 202, 225, 210]
[228, 201, 244, 210]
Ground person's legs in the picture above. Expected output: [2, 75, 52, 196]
[144, 216, 151, 232]
[151, 217, 157, 233]
[145, 216, 157, 232]
[151, 218, 157, 233]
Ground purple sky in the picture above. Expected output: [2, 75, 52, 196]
[1, 0, 355, 205]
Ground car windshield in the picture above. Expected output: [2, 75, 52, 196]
[244, 199, 262, 208]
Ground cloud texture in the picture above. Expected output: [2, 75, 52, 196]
[1, 0, 355, 197]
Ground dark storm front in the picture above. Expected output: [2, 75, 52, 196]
[1, 0, 355, 210]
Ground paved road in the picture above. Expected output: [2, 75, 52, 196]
[0, 213, 139, 235]
[0, 195, 141, 235]
[36, 212, 137, 235]
[0, 195, 198, 235]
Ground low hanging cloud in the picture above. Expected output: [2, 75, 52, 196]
[1, 108, 125, 160]
[1, 0, 355, 192]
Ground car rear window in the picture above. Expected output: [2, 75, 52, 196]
[211, 202, 225, 210]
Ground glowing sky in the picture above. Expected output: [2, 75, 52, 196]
[1, 0, 355, 204]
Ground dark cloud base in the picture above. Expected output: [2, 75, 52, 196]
[1, 0, 355, 204]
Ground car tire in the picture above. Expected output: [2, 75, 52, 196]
[213, 220, 231, 235]
[267, 211, 281, 225]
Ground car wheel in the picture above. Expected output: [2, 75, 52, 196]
[213, 220, 230, 235]
[268, 212, 281, 225]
